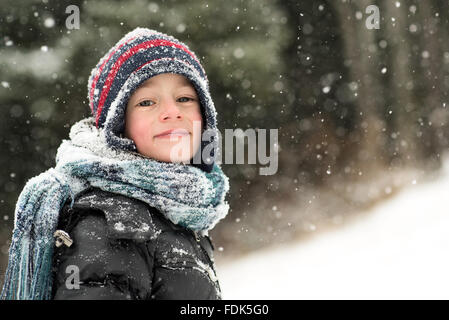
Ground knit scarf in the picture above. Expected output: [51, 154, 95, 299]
[0, 117, 230, 300]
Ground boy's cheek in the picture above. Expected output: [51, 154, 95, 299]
[129, 116, 152, 139]
[191, 117, 203, 143]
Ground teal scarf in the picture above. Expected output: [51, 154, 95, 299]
[0, 117, 230, 299]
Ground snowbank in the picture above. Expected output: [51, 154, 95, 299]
[216, 159, 449, 299]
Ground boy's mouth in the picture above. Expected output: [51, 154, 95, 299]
[154, 128, 190, 139]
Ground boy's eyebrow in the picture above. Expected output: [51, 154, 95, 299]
[139, 83, 196, 91]
[178, 85, 196, 90]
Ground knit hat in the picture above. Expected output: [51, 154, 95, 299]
[87, 27, 218, 173]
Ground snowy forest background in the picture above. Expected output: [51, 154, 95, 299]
[1, 0, 449, 292]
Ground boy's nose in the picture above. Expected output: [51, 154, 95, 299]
[159, 98, 182, 121]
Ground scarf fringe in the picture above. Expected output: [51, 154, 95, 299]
[1, 169, 72, 300]
[2, 235, 60, 300]
[30, 239, 54, 299]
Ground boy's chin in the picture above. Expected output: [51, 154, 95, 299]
[138, 151, 194, 164]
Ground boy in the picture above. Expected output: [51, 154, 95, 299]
[1, 27, 230, 300]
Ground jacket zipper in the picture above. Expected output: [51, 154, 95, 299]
[189, 230, 220, 289]
[189, 230, 215, 267]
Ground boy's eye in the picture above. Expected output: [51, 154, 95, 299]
[137, 100, 154, 107]
[178, 97, 195, 103]
[136, 97, 195, 107]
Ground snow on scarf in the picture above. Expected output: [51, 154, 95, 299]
[0, 116, 230, 300]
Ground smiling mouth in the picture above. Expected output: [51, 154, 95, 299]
[155, 131, 191, 139]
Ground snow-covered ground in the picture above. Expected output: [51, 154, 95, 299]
[216, 160, 449, 300]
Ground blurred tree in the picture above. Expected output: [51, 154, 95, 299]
[1, 0, 449, 277]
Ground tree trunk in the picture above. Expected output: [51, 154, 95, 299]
[330, 0, 388, 174]
[381, 0, 425, 167]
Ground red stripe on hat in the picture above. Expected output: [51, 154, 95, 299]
[89, 37, 137, 113]
[95, 39, 201, 127]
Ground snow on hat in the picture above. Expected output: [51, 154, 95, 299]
[87, 27, 218, 172]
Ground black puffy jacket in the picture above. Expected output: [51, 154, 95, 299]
[51, 186, 222, 300]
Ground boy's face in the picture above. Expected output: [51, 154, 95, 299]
[124, 73, 203, 163]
